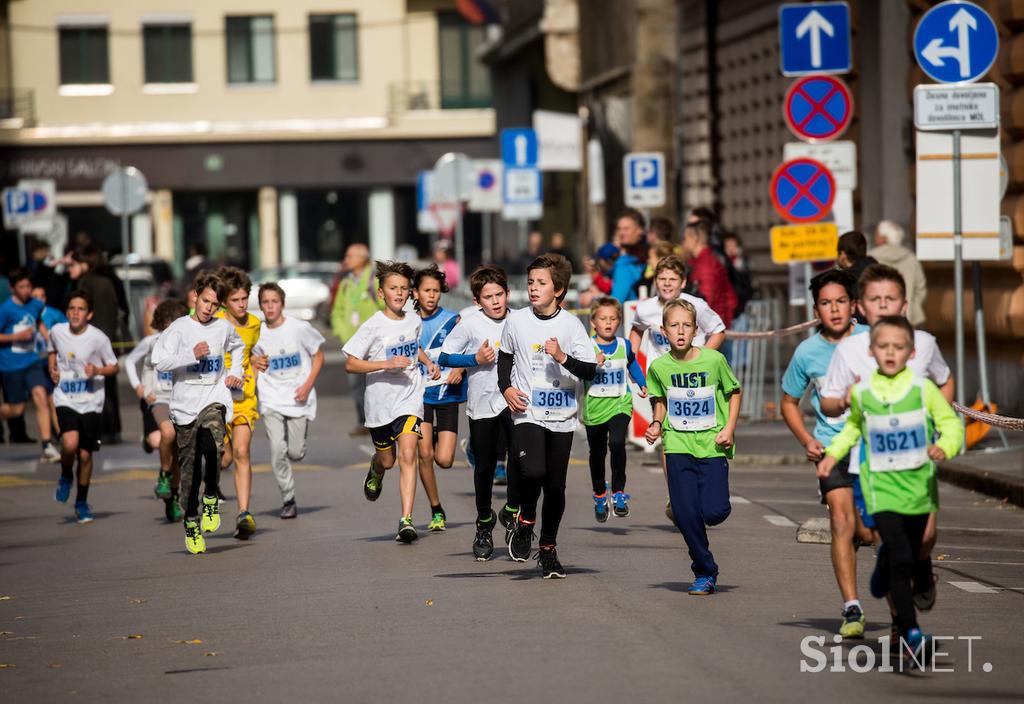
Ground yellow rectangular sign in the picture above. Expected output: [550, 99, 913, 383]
[770, 223, 839, 264]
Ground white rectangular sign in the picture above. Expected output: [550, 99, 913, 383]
[502, 167, 542, 220]
[533, 110, 582, 172]
[915, 128, 1003, 261]
[914, 83, 999, 131]
[468, 160, 503, 213]
[783, 141, 857, 191]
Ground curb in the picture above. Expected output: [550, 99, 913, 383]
[937, 460, 1024, 508]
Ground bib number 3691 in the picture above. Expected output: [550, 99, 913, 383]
[530, 380, 576, 421]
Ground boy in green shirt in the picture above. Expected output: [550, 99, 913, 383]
[817, 316, 962, 662]
[645, 299, 741, 595]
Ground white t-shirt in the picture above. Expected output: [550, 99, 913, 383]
[632, 293, 725, 371]
[500, 307, 596, 432]
[254, 317, 326, 420]
[48, 323, 117, 414]
[151, 316, 244, 426]
[341, 311, 424, 428]
[125, 333, 174, 405]
[441, 308, 507, 420]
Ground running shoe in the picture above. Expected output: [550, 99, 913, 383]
[612, 491, 631, 518]
[200, 495, 221, 533]
[363, 460, 383, 502]
[902, 628, 934, 668]
[493, 462, 507, 486]
[233, 511, 256, 540]
[41, 442, 61, 464]
[396, 515, 418, 543]
[427, 511, 447, 532]
[889, 623, 901, 654]
[154, 471, 172, 500]
[869, 544, 889, 598]
[165, 495, 184, 522]
[74, 501, 94, 524]
[142, 437, 154, 454]
[507, 515, 534, 562]
[838, 605, 865, 639]
[687, 576, 717, 595]
[593, 491, 609, 523]
[184, 519, 206, 554]
[499, 504, 518, 544]
[913, 570, 937, 611]
[536, 546, 566, 579]
[473, 511, 496, 561]
[280, 500, 298, 519]
[54, 476, 72, 504]
[666, 496, 676, 524]
[460, 437, 475, 471]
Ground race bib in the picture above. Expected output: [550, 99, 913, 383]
[589, 357, 627, 398]
[185, 350, 223, 385]
[58, 371, 89, 395]
[529, 378, 577, 422]
[866, 409, 929, 472]
[667, 385, 717, 432]
[11, 323, 33, 354]
[268, 350, 302, 380]
[649, 328, 670, 351]
[385, 339, 418, 366]
[157, 370, 174, 392]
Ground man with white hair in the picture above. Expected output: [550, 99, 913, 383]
[868, 221, 928, 326]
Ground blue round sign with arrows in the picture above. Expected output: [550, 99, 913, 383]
[913, 0, 998, 84]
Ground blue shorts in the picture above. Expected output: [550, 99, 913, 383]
[37, 359, 54, 394]
[2, 362, 49, 404]
[853, 475, 875, 529]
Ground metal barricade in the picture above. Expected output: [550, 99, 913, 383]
[735, 299, 777, 420]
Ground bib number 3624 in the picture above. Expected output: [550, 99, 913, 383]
[667, 385, 717, 431]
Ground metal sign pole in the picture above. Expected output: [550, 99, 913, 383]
[119, 172, 136, 340]
[16, 228, 26, 265]
[971, 261, 1009, 448]
[482, 212, 492, 266]
[454, 159, 465, 284]
[952, 129, 965, 408]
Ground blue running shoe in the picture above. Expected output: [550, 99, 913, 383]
[902, 628, 933, 668]
[74, 501, 94, 524]
[612, 491, 631, 518]
[493, 463, 507, 486]
[688, 575, 717, 595]
[55, 476, 72, 504]
[870, 544, 889, 598]
[593, 492, 609, 523]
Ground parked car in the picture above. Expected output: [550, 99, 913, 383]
[247, 262, 340, 323]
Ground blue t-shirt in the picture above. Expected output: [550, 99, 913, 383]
[781, 324, 869, 446]
[610, 251, 646, 302]
[418, 307, 467, 405]
[0, 297, 44, 372]
[36, 306, 69, 358]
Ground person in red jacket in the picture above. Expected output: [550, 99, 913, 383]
[680, 219, 737, 328]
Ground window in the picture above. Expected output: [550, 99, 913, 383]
[143, 24, 193, 83]
[438, 12, 490, 109]
[59, 25, 109, 84]
[226, 16, 275, 84]
[309, 14, 358, 82]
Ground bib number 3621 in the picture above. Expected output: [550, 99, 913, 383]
[866, 409, 929, 472]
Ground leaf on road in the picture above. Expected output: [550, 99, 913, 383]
[128, 598, 149, 605]
[47, 664, 62, 669]
[0, 664, 14, 669]
[119, 634, 144, 640]
[174, 639, 203, 645]
[0, 596, 11, 601]
[424, 599, 434, 606]
[13, 617, 24, 620]
[936, 554, 949, 561]
[0, 631, 12, 636]
[203, 652, 217, 657]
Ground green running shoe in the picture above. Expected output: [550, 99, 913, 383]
[395, 515, 418, 543]
[184, 519, 206, 554]
[427, 511, 447, 532]
[165, 494, 184, 522]
[233, 511, 256, 540]
[200, 495, 221, 533]
[363, 460, 383, 502]
[154, 471, 172, 499]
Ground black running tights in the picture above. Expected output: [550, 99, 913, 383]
[585, 414, 629, 494]
[184, 427, 220, 519]
[514, 423, 573, 546]
[469, 409, 521, 519]
[873, 511, 929, 636]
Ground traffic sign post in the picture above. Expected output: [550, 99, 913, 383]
[102, 167, 148, 340]
[779, 2, 851, 76]
[623, 152, 666, 208]
[770, 158, 836, 223]
[784, 75, 853, 142]
[434, 152, 473, 283]
[913, 1, 998, 85]
[500, 128, 542, 257]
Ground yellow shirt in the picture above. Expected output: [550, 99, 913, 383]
[215, 309, 261, 417]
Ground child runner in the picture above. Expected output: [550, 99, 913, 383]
[125, 299, 190, 521]
[645, 299, 741, 595]
[440, 265, 521, 560]
[32, 286, 66, 451]
[819, 264, 953, 618]
[499, 253, 597, 578]
[215, 267, 262, 540]
[817, 316, 962, 663]
[48, 290, 119, 523]
[252, 283, 325, 518]
[780, 269, 871, 638]
[343, 261, 440, 543]
[0, 268, 60, 463]
[152, 273, 244, 554]
[412, 265, 459, 532]
[584, 296, 646, 522]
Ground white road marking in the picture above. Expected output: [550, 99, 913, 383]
[942, 560, 1024, 567]
[102, 458, 160, 471]
[936, 544, 1024, 554]
[731, 496, 750, 504]
[647, 467, 661, 475]
[763, 514, 797, 527]
[942, 526, 1024, 534]
[359, 445, 374, 456]
[948, 581, 1001, 594]
[0, 461, 40, 475]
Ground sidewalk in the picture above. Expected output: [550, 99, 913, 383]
[938, 439, 1024, 508]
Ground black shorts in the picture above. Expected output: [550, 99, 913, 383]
[56, 407, 102, 452]
[140, 398, 158, 436]
[422, 402, 459, 434]
[818, 455, 854, 503]
[2, 362, 48, 404]
[369, 415, 422, 451]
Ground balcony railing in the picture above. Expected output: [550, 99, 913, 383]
[0, 89, 35, 127]
[388, 81, 492, 116]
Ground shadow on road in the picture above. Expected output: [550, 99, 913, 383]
[648, 581, 737, 593]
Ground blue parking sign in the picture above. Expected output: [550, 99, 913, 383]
[779, 2, 851, 76]
[623, 152, 665, 208]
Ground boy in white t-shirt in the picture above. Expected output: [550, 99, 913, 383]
[499, 253, 597, 579]
[343, 261, 440, 544]
[251, 283, 325, 519]
[48, 290, 119, 524]
[152, 273, 244, 555]
[125, 298, 190, 522]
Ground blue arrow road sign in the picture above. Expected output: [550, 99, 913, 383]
[779, 2, 851, 76]
[914, 1, 998, 84]
[500, 128, 538, 168]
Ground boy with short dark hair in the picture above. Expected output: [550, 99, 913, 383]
[48, 290, 119, 523]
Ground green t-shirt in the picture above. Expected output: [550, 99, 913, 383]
[647, 347, 740, 458]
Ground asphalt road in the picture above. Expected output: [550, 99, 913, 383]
[1, 358, 1023, 702]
